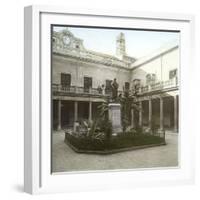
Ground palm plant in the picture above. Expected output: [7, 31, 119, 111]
[119, 89, 141, 132]
[97, 100, 109, 120]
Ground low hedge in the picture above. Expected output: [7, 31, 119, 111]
[65, 132, 165, 152]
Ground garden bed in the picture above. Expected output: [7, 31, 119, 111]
[64, 132, 166, 154]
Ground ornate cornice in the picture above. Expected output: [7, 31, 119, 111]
[53, 51, 131, 70]
[52, 29, 136, 70]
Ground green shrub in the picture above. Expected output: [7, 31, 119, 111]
[65, 131, 165, 151]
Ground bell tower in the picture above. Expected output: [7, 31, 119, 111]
[116, 32, 126, 59]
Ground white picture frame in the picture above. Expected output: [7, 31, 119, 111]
[24, 5, 195, 194]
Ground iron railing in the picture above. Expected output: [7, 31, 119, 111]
[52, 84, 112, 97]
[52, 77, 178, 97]
[136, 77, 178, 95]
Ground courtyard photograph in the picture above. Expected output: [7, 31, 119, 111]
[51, 25, 179, 173]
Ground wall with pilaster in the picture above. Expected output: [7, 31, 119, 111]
[53, 47, 179, 90]
[52, 54, 131, 90]
[130, 47, 179, 87]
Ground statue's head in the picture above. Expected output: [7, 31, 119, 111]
[114, 78, 117, 82]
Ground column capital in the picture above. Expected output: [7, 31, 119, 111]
[148, 96, 152, 101]
[159, 96, 164, 101]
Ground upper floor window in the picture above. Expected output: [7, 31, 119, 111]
[124, 82, 130, 90]
[151, 74, 156, 83]
[84, 76, 92, 93]
[105, 79, 112, 94]
[133, 79, 141, 86]
[146, 73, 156, 85]
[61, 73, 71, 87]
[169, 69, 177, 79]
[132, 79, 141, 92]
[146, 74, 151, 85]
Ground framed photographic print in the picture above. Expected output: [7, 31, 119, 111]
[24, 5, 195, 194]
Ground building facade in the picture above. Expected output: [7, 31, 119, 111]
[52, 28, 179, 132]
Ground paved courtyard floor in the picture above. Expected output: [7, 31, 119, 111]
[52, 131, 178, 173]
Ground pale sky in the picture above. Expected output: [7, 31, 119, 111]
[53, 26, 179, 59]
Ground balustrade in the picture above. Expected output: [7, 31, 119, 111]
[52, 84, 108, 97]
[137, 77, 178, 94]
[52, 77, 178, 97]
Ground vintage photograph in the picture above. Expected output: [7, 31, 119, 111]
[51, 25, 179, 173]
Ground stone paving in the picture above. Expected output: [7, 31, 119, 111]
[52, 131, 178, 173]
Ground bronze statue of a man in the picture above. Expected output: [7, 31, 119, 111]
[111, 78, 119, 102]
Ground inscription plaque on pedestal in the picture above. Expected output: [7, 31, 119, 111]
[108, 103, 122, 134]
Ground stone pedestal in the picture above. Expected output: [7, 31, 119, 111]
[108, 103, 122, 134]
[73, 121, 80, 133]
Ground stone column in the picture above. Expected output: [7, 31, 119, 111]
[160, 97, 164, 130]
[174, 95, 178, 132]
[131, 108, 135, 128]
[74, 101, 78, 122]
[57, 100, 61, 130]
[139, 101, 143, 127]
[89, 101, 92, 122]
[148, 98, 152, 129]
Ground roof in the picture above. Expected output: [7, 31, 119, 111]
[131, 39, 179, 69]
[53, 29, 178, 70]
